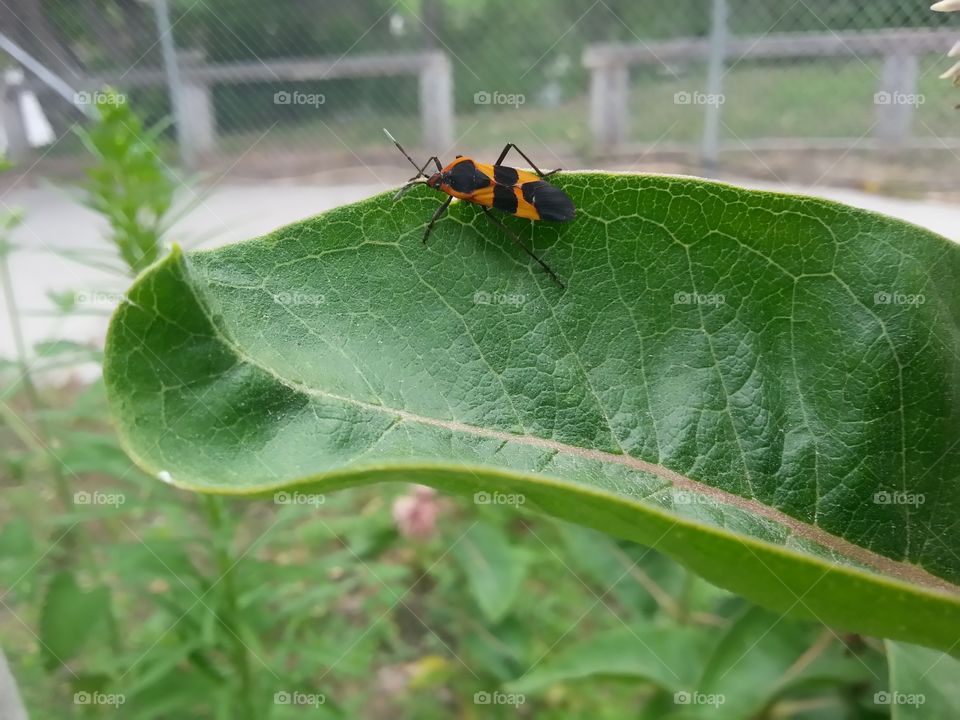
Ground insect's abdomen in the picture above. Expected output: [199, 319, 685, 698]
[520, 181, 575, 221]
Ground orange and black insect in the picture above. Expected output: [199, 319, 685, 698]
[384, 129, 574, 288]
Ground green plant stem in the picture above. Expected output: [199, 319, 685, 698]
[2, 231, 126, 670]
[204, 496, 256, 720]
[0, 253, 73, 513]
[676, 569, 696, 626]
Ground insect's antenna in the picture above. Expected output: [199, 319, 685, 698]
[384, 128, 427, 178]
[393, 179, 427, 201]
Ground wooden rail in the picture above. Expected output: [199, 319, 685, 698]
[583, 29, 958, 152]
[4, 50, 453, 162]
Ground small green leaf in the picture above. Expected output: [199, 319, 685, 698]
[104, 173, 960, 651]
[39, 571, 111, 671]
[506, 626, 706, 694]
[46, 290, 78, 313]
[451, 521, 528, 623]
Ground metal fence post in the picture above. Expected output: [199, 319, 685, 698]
[175, 49, 216, 159]
[153, 0, 195, 168]
[701, 0, 728, 172]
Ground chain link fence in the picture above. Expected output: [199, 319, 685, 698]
[1, 0, 957, 187]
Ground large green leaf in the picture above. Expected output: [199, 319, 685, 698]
[883, 641, 960, 719]
[103, 173, 960, 651]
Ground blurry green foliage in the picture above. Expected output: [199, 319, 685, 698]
[74, 92, 176, 274]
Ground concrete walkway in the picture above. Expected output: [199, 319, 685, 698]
[1, 178, 958, 371]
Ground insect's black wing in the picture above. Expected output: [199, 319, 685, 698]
[521, 181, 576, 221]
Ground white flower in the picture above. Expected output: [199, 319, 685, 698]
[932, 2, 960, 96]
[941, 61, 960, 84]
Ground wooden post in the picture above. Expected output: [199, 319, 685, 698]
[874, 53, 920, 145]
[172, 49, 216, 162]
[588, 59, 628, 153]
[419, 52, 453, 149]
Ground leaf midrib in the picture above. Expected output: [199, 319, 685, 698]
[169, 251, 960, 597]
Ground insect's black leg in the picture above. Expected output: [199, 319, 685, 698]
[422, 196, 453, 244]
[412, 156, 442, 180]
[494, 143, 561, 179]
[480, 208, 565, 289]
